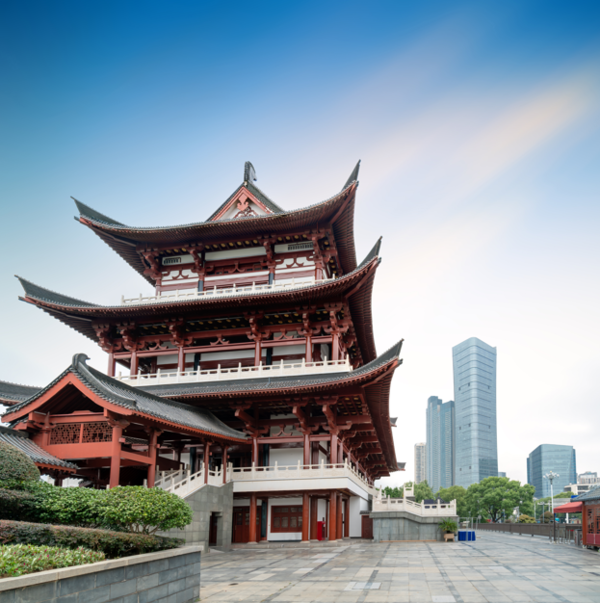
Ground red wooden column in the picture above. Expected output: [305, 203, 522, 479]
[330, 434, 338, 464]
[254, 337, 262, 366]
[107, 353, 115, 377]
[177, 346, 185, 373]
[332, 333, 340, 361]
[343, 498, 349, 538]
[249, 493, 257, 543]
[130, 351, 139, 376]
[302, 493, 309, 542]
[222, 445, 229, 483]
[337, 493, 343, 539]
[303, 432, 310, 466]
[329, 491, 337, 541]
[252, 436, 259, 466]
[109, 423, 123, 489]
[147, 430, 159, 488]
[310, 496, 318, 540]
[203, 441, 211, 484]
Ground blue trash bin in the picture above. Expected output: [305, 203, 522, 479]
[458, 530, 467, 541]
[466, 530, 476, 542]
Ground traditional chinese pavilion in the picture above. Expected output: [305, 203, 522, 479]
[2, 162, 404, 544]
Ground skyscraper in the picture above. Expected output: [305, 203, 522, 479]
[414, 443, 426, 484]
[453, 337, 498, 488]
[527, 444, 577, 498]
[426, 397, 454, 493]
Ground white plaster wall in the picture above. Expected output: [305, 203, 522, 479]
[267, 496, 303, 541]
[270, 448, 303, 467]
[233, 498, 250, 507]
[349, 495, 369, 538]
[317, 498, 327, 524]
[272, 345, 305, 357]
[205, 246, 267, 260]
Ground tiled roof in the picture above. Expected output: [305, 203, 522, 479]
[206, 182, 285, 222]
[574, 486, 600, 502]
[0, 426, 77, 471]
[74, 163, 359, 282]
[140, 339, 402, 399]
[0, 380, 42, 405]
[4, 355, 248, 443]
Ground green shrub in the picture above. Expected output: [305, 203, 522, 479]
[36, 485, 107, 528]
[0, 544, 104, 578]
[439, 519, 458, 533]
[518, 514, 536, 523]
[0, 520, 183, 559]
[95, 487, 193, 534]
[0, 441, 40, 484]
[0, 489, 38, 522]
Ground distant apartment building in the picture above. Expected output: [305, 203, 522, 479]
[498, 472, 506, 478]
[453, 337, 498, 488]
[527, 444, 577, 498]
[426, 396, 454, 493]
[564, 471, 599, 495]
[414, 443, 426, 484]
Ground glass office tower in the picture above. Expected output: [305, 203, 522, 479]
[453, 337, 498, 488]
[426, 396, 455, 493]
[414, 443, 426, 484]
[527, 444, 577, 498]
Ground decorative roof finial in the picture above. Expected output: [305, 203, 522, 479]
[244, 162, 257, 184]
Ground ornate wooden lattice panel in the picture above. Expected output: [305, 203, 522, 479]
[83, 422, 112, 443]
[49, 424, 80, 445]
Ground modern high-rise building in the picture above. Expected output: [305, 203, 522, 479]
[414, 443, 426, 484]
[527, 444, 577, 498]
[453, 337, 498, 488]
[426, 396, 454, 493]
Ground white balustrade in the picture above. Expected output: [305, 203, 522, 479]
[121, 277, 333, 306]
[372, 488, 457, 517]
[152, 458, 374, 499]
[116, 356, 352, 387]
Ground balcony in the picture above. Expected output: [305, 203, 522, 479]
[115, 357, 353, 387]
[152, 459, 374, 499]
[120, 277, 334, 306]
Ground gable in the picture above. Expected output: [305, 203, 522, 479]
[210, 186, 273, 222]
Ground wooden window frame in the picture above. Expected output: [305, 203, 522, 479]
[271, 505, 303, 533]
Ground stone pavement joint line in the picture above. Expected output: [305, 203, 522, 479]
[199, 533, 600, 603]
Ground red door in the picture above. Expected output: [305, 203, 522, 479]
[232, 507, 262, 543]
[361, 515, 373, 539]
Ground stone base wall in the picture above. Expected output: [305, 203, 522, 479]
[0, 546, 200, 603]
[162, 481, 234, 551]
[371, 511, 459, 542]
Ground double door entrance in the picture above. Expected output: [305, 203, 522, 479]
[232, 506, 262, 543]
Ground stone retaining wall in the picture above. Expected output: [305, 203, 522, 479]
[0, 545, 201, 603]
[371, 511, 458, 542]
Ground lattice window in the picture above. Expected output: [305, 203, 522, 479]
[82, 422, 112, 443]
[49, 424, 80, 445]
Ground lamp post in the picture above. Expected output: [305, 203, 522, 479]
[544, 471, 559, 542]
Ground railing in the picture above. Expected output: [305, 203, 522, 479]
[116, 356, 352, 387]
[121, 277, 334, 306]
[152, 459, 374, 499]
[475, 522, 583, 545]
[372, 493, 457, 517]
[230, 459, 374, 494]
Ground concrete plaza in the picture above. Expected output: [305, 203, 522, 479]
[200, 532, 600, 603]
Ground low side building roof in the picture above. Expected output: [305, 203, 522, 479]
[0, 380, 42, 405]
[0, 426, 77, 472]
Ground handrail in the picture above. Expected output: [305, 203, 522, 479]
[116, 356, 352, 387]
[121, 277, 334, 306]
[372, 488, 458, 517]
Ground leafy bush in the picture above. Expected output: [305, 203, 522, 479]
[439, 519, 458, 533]
[518, 514, 536, 523]
[0, 544, 104, 578]
[0, 441, 40, 484]
[35, 486, 107, 527]
[95, 487, 193, 534]
[0, 489, 38, 522]
[0, 520, 183, 559]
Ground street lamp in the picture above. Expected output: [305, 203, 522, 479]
[544, 471, 559, 514]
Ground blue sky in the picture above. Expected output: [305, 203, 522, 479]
[1, 1, 599, 486]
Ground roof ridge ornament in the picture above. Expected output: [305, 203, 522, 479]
[244, 161, 257, 185]
[71, 353, 90, 370]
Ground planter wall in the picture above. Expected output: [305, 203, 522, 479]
[0, 544, 201, 603]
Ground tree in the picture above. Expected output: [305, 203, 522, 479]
[464, 477, 535, 522]
[382, 486, 403, 498]
[0, 441, 40, 486]
[404, 481, 435, 503]
[436, 485, 468, 517]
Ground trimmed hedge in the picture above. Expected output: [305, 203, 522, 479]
[0, 441, 40, 483]
[0, 521, 183, 559]
[0, 489, 38, 522]
[0, 544, 105, 578]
